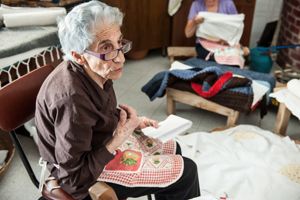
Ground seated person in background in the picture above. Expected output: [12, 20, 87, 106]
[185, 0, 250, 68]
[35, 1, 200, 200]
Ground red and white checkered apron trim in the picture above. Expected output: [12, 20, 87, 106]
[98, 154, 184, 187]
[199, 39, 245, 68]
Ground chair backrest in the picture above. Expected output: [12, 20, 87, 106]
[0, 65, 54, 132]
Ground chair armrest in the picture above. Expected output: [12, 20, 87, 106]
[89, 181, 118, 200]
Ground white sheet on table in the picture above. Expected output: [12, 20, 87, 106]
[0, 4, 65, 20]
[251, 80, 269, 108]
[270, 89, 300, 120]
[176, 125, 300, 200]
[287, 79, 300, 99]
[196, 12, 244, 46]
[3, 8, 66, 27]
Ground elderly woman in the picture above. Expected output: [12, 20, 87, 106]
[35, 1, 200, 200]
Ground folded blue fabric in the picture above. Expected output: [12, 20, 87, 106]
[184, 58, 276, 89]
[142, 66, 252, 101]
[141, 58, 275, 102]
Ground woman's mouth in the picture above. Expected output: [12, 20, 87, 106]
[112, 68, 122, 72]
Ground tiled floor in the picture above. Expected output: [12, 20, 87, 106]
[0, 51, 299, 200]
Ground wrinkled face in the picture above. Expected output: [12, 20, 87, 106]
[83, 23, 125, 81]
[205, 0, 219, 7]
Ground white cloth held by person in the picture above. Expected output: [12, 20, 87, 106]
[196, 12, 245, 46]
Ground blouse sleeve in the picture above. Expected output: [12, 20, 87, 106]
[188, 0, 201, 20]
[225, 0, 238, 14]
[51, 93, 114, 193]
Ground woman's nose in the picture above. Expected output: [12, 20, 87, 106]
[113, 50, 125, 63]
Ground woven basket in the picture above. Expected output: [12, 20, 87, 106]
[0, 130, 15, 177]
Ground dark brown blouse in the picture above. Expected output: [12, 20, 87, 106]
[35, 61, 119, 199]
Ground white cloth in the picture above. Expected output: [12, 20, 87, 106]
[176, 125, 300, 200]
[196, 12, 245, 46]
[270, 88, 300, 120]
[0, 150, 8, 165]
[24, 118, 39, 145]
[170, 61, 193, 71]
[168, 0, 183, 16]
[1, 4, 43, 21]
[0, 4, 65, 19]
[1, 4, 66, 27]
[142, 114, 192, 142]
[251, 80, 269, 108]
[287, 79, 300, 99]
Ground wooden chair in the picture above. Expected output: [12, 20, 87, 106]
[0, 65, 120, 200]
[166, 47, 240, 127]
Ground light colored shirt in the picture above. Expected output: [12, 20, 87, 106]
[188, 0, 238, 20]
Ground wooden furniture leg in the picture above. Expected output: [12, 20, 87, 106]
[167, 47, 197, 64]
[226, 111, 239, 127]
[167, 92, 176, 115]
[274, 103, 291, 136]
[166, 88, 240, 126]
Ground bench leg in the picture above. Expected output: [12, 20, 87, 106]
[167, 94, 175, 115]
[226, 111, 239, 127]
[274, 103, 291, 136]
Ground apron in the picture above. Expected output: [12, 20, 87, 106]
[98, 131, 184, 187]
[199, 39, 245, 68]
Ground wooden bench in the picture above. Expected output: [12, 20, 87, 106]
[166, 47, 240, 127]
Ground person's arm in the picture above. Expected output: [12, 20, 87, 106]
[185, 15, 204, 38]
[51, 95, 139, 196]
[52, 94, 114, 187]
[185, 0, 204, 38]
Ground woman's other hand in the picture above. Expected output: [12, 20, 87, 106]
[106, 104, 139, 153]
[242, 46, 250, 56]
[136, 116, 159, 130]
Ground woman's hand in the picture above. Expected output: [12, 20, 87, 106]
[194, 15, 204, 25]
[185, 15, 204, 38]
[105, 104, 139, 153]
[136, 116, 159, 130]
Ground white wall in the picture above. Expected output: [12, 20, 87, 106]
[249, 0, 283, 48]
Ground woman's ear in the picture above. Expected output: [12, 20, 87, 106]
[71, 51, 86, 65]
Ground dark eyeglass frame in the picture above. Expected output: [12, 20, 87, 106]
[85, 39, 132, 61]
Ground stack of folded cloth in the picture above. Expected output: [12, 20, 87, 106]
[0, 4, 66, 28]
[270, 79, 300, 119]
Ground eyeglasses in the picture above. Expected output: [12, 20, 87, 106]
[85, 39, 132, 61]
